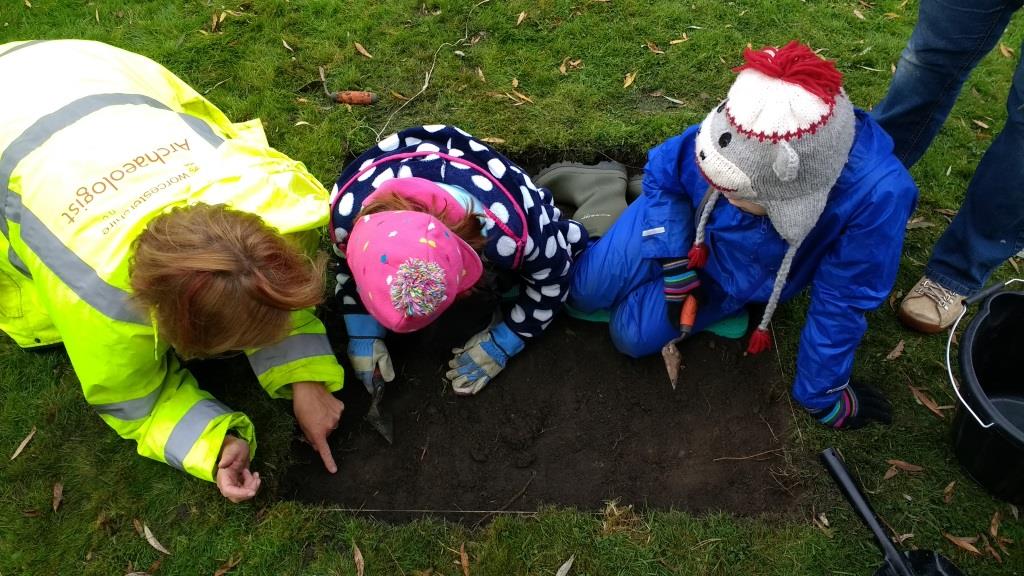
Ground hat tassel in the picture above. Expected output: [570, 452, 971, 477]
[689, 188, 720, 270]
[746, 328, 772, 355]
[746, 243, 799, 355]
[688, 243, 709, 269]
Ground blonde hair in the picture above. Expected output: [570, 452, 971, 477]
[130, 203, 326, 359]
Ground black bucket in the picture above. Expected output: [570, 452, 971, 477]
[951, 284, 1024, 503]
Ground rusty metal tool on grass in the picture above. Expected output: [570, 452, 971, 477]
[319, 66, 379, 105]
[661, 294, 698, 390]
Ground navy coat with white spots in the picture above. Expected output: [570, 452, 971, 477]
[330, 125, 588, 340]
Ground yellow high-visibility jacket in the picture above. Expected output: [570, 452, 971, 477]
[0, 40, 344, 481]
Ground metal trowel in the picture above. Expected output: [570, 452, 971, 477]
[364, 374, 394, 444]
[661, 295, 698, 389]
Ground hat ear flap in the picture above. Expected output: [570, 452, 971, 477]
[772, 140, 800, 182]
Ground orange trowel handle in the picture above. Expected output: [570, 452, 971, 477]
[679, 294, 698, 334]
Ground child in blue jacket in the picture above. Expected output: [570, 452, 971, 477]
[568, 42, 918, 429]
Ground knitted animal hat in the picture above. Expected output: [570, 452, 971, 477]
[692, 41, 856, 354]
[347, 206, 483, 333]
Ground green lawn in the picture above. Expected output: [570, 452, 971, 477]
[2, 1, 1023, 574]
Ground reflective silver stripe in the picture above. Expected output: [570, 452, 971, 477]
[8, 246, 30, 278]
[20, 207, 145, 324]
[0, 92, 224, 232]
[248, 332, 335, 376]
[164, 399, 230, 471]
[0, 92, 227, 323]
[92, 387, 162, 421]
[0, 40, 48, 59]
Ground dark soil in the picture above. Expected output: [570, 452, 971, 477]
[281, 293, 803, 521]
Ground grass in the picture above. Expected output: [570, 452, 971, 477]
[1, 0, 1023, 574]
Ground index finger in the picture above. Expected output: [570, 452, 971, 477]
[313, 435, 338, 474]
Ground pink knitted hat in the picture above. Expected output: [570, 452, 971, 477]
[346, 209, 483, 333]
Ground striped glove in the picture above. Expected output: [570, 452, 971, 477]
[661, 257, 700, 329]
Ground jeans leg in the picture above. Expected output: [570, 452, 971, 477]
[872, 0, 1021, 167]
[927, 39, 1024, 294]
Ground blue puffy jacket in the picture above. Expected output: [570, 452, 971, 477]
[571, 110, 918, 410]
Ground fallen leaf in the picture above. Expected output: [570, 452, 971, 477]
[991, 510, 1002, 538]
[95, 8, 100, 23]
[662, 94, 685, 105]
[516, 11, 527, 26]
[143, 524, 171, 555]
[52, 482, 63, 512]
[906, 217, 935, 230]
[973, 119, 990, 129]
[353, 542, 365, 576]
[883, 465, 899, 480]
[213, 554, 241, 576]
[411, 571, 434, 576]
[1010, 257, 1020, 274]
[997, 535, 1013, 554]
[884, 12, 900, 19]
[887, 459, 924, 473]
[1011, 504, 1019, 521]
[909, 386, 945, 419]
[816, 512, 830, 528]
[812, 515, 833, 537]
[670, 33, 689, 44]
[391, 90, 410, 101]
[510, 89, 533, 104]
[282, 39, 293, 52]
[854, 9, 866, 20]
[559, 57, 570, 75]
[354, 42, 373, 59]
[888, 290, 903, 312]
[481, 137, 505, 144]
[511, 77, 519, 88]
[22, 508, 41, 517]
[1000, 43, 1015, 58]
[23, 0, 31, 7]
[944, 533, 981, 555]
[293, 121, 311, 127]
[885, 339, 905, 361]
[132, 518, 144, 536]
[936, 207, 958, 217]
[556, 554, 576, 576]
[981, 534, 1003, 563]
[459, 543, 469, 576]
[623, 71, 637, 89]
[891, 63, 897, 74]
[10, 426, 36, 460]
[943, 480, 956, 503]
[896, 533, 914, 544]
[646, 40, 665, 55]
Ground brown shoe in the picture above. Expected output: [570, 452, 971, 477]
[898, 276, 965, 333]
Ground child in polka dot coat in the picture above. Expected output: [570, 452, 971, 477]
[330, 125, 588, 396]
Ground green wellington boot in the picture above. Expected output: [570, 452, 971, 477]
[534, 161, 629, 238]
[627, 173, 644, 203]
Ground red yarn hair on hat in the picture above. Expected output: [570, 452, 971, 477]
[733, 41, 843, 105]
